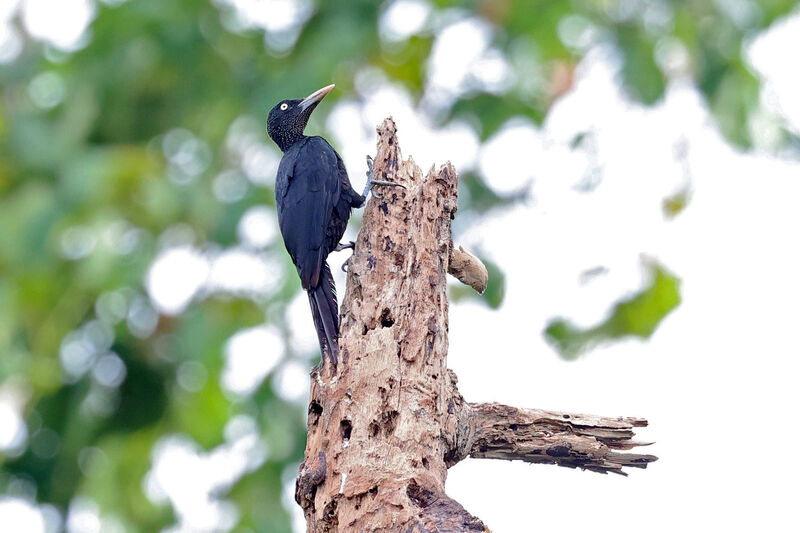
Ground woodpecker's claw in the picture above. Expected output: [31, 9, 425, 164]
[371, 179, 402, 187]
[335, 241, 355, 252]
[335, 241, 355, 272]
[362, 155, 406, 199]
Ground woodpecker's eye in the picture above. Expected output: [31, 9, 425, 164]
[280, 103, 289, 111]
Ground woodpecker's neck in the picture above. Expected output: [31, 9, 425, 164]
[272, 130, 306, 153]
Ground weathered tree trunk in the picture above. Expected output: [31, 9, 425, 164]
[296, 118, 656, 532]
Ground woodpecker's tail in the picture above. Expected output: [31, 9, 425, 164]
[308, 262, 340, 365]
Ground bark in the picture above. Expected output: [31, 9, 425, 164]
[447, 247, 488, 294]
[296, 118, 656, 532]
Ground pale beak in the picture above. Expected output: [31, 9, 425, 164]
[299, 84, 335, 111]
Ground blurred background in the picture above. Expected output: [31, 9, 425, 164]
[1, 0, 799, 531]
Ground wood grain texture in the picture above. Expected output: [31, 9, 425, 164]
[454, 402, 655, 474]
[295, 118, 655, 532]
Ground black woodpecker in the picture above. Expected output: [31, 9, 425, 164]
[267, 84, 393, 366]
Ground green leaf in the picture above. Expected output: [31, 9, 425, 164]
[545, 262, 681, 359]
[615, 24, 665, 105]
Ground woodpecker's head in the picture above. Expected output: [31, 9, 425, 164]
[267, 84, 334, 152]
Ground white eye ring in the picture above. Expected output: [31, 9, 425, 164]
[280, 103, 289, 111]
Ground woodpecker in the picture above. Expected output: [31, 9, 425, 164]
[267, 84, 394, 366]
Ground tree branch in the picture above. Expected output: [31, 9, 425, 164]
[441, 371, 655, 475]
[448, 246, 488, 294]
[461, 403, 654, 475]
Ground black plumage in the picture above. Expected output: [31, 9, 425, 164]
[267, 84, 364, 366]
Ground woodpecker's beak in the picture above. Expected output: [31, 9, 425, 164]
[300, 84, 335, 111]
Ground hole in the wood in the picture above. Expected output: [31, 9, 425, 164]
[308, 401, 323, 425]
[362, 325, 369, 335]
[562, 414, 570, 419]
[321, 499, 338, 528]
[340, 419, 352, 440]
[547, 445, 571, 457]
[383, 410, 399, 435]
[422, 457, 430, 469]
[380, 308, 394, 328]
[369, 410, 399, 438]
[407, 480, 436, 508]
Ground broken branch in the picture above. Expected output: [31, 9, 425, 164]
[459, 403, 655, 475]
[448, 246, 489, 293]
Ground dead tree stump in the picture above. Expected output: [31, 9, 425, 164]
[295, 118, 656, 532]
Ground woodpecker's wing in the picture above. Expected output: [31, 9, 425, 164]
[276, 136, 341, 290]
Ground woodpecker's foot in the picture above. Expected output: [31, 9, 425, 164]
[362, 155, 406, 199]
[366, 154, 373, 180]
[371, 179, 403, 187]
[335, 241, 356, 272]
[334, 241, 355, 252]
[367, 178, 406, 199]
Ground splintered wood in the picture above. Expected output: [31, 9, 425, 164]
[295, 118, 655, 532]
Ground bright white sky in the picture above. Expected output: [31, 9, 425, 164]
[2, 1, 800, 532]
[446, 55, 800, 533]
